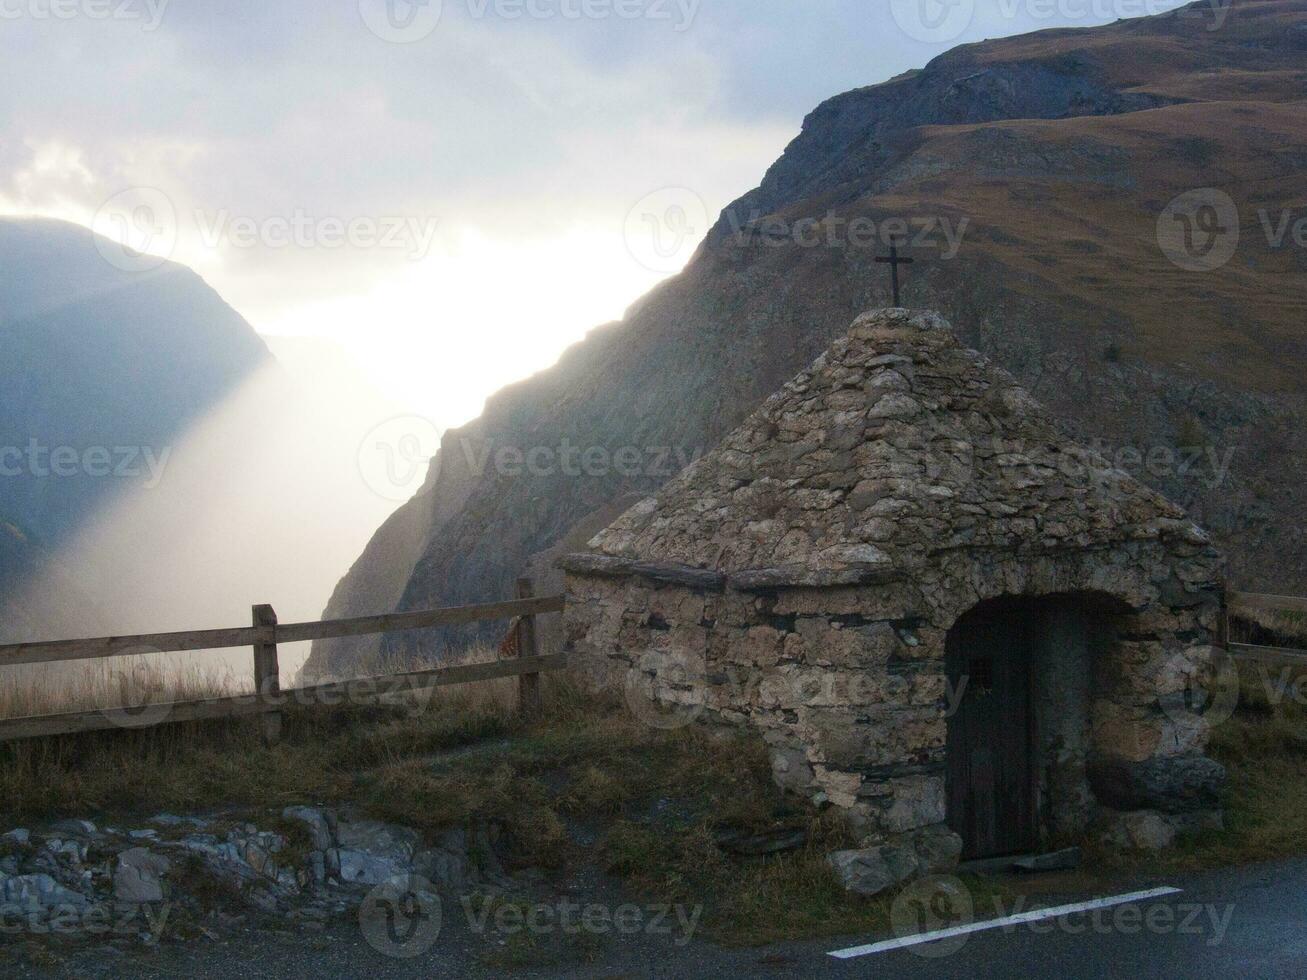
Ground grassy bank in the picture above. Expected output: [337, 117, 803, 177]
[3, 657, 1307, 946]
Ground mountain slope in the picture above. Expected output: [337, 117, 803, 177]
[306, 0, 1307, 677]
[0, 217, 271, 552]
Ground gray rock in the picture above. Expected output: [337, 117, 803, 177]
[1011, 847, 1081, 872]
[2, 873, 89, 909]
[332, 849, 406, 886]
[43, 838, 84, 865]
[49, 819, 97, 838]
[907, 826, 963, 874]
[1101, 810, 1176, 851]
[882, 777, 946, 834]
[330, 818, 421, 885]
[827, 845, 919, 897]
[114, 848, 171, 904]
[335, 818, 419, 860]
[1090, 756, 1226, 814]
[2, 829, 31, 846]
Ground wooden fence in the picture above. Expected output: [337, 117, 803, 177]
[0, 578, 566, 744]
[2, 584, 1303, 746]
[1224, 590, 1307, 668]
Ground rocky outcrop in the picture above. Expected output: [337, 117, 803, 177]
[0, 808, 529, 943]
[309, 1, 1307, 678]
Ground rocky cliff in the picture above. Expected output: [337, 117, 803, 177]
[307, 0, 1307, 678]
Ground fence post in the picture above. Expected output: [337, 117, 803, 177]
[1218, 587, 1230, 650]
[252, 604, 282, 746]
[515, 578, 542, 717]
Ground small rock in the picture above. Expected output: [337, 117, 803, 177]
[1102, 811, 1176, 851]
[2, 873, 89, 909]
[827, 845, 919, 897]
[1011, 847, 1082, 872]
[2, 829, 31, 846]
[129, 830, 160, 842]
[44, 838, 84, 865]
[907, 827, 963, 874]
[49, 819, 98, 838]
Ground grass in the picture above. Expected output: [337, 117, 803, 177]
[5, 653, 1307, 948]
[1085, 660, 1307, 877]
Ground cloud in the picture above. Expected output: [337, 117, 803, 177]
[0, 0, 1134, 425]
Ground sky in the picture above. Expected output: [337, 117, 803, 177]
[0, 0, 1192, 431]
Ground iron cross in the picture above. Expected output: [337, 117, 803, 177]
[875, 242, 914, 307]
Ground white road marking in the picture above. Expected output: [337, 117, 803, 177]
[827, 885, 1185, 959]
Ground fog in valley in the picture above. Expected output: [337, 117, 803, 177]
[3, 336, 421, 708]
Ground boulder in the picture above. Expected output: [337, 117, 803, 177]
[827, 845, 919, 897]
[1, 829, 31, 846]
[114, 848, 171, 904]
[1089, 755, 1226, 814]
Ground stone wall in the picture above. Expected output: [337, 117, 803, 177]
[562, 534, 1225, 853]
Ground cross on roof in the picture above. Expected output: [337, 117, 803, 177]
[874, 242, 915, 307]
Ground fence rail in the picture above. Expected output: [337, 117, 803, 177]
[0, 580, 566, 744]
[1225, 590, 1307, 666]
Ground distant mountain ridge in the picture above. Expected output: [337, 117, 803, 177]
[0, 217, 271, 553]
[307, 0, 1307, 677]
[0, 217, 271, 640]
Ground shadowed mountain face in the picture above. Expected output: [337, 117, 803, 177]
[0, 217, 270, 550]
[0, 218, 271, 638]
[306, 0, 1307, 677]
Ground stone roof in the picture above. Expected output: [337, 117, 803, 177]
[562, 309, 1209, 591]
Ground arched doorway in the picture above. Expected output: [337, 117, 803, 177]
[945, 593, 1121, 859]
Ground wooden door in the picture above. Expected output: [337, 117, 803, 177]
[945, 607, 1038, 859]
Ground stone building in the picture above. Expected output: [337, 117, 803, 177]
[560, 309, 1226, 867]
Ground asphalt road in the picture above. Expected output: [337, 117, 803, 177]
[9, 857, 1307, 978]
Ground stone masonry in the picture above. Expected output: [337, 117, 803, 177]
[560, 309, 1226, 865]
